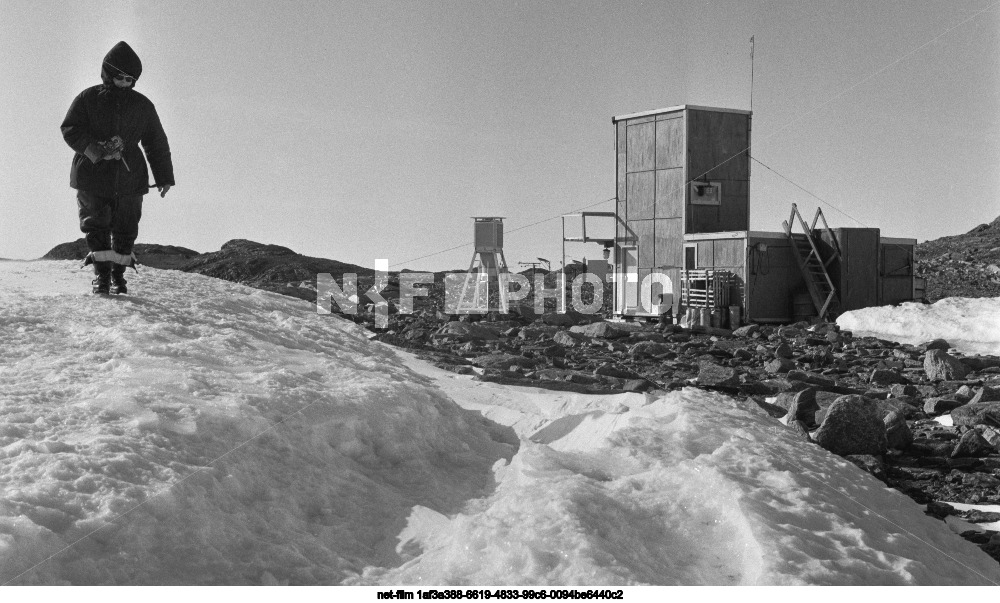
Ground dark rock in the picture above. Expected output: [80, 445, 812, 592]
[570, 321, 626, 339]
[540, 344, 566, 358]
[814, 395, 888, 456]
[594, 363, 644, 380]
[786, 370, 837, 389]
[926, 501, 956, 518]
[473, 353, 539, 370]
[629, 341, 674, 357]
[883, 410, 913, 450]
[435, 322, 499, 342]
[920, 339, 952, 352]
[553, 331, 583, 347]
[765, 358, 797, 374]
[43, 237, 201, 269]
[951, 430, 996, 458]
[970, 385, 1000, 405]
[923, 397, 966, 416]
[870, 368, 907, 386]
[845, 454, 886, 481]
[925, 349, 970, 381]
[518, 325, 559, 340]
[951, 402, 1000, 427]
[955, 385, 975, 402]
[889, 383, 920, 398]
[733, 324, 760, 337]
[814, 390, 846, 425]
[778, 388, 819, 426]
[751, 397, 788, 419]
[697, 363, 740, 388]
[541, 312, 587, 327]
[774, 342, 794, 359]
[976, 425, 1000, 449]
[961, 509, 1000, 523]
[877, 397, 920, 420]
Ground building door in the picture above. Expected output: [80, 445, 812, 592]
[620, 247, 638, 314]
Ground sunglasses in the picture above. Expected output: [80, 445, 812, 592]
[113, 73, 135, 84]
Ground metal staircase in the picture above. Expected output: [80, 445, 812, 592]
[782, 204, 841, 320]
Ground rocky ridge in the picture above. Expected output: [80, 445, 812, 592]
[916, 215, 1000, 302]
[43, 238, 201, 270]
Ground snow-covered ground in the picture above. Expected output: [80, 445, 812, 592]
[1, 260, 999, 585]
[838, 297, 1000, 355]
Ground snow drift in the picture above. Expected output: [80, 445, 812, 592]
[0, 261, 998, 585]
[838, 297, 1000, 355]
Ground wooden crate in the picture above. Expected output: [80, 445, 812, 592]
[682, 269, 732, 308]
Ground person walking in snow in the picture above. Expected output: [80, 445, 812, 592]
[61, 41, 174, 295]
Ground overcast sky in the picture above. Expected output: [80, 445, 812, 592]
[1, 0, 997, 271]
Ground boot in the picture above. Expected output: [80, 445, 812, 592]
[111, 264, 128, 295]
[92, 261, 112, 295]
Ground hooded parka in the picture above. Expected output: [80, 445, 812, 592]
[61, 41, 174, 197]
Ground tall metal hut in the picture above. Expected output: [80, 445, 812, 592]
[612, 104, 919, 324]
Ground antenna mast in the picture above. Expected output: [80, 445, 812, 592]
[750, 35, 755, 113]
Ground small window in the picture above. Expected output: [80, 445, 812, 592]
[684, 245, 697, 270]
[690, 181, 722, 206]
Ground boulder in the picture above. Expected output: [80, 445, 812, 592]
[889, 383, 919, 398]
[883, 410, 913, 450]
[774, 342, 795, 359]
[951, 402, 1000, 427]
[697, 362, 740, 388]
[924, 349, 970, 381]
[951, 429, 996, 458]
[473, 353, 539, 370]
[594, 363, 644, 380]
[629, 341, 674, 357]
[786, 370, 836, 388]
[541, 311, 587, 327]
[435, 322, 498, 342]
[919, 339, 951, 352]
[969, 385, 1000, 405]
[552, 331, 582, 347]
[765, 358, 797, 374]
[540, 343, 566, 358]
[814, 390, 848, 425]
[923, 397, 965, 416]
[570, 321, 627, 339]
[813, 395, 888, 456]
[517, 325, 559, 340]
[778, 388, 820, 427]
[976, 425, 1000, 449]
[732, 324, 760, 338]
[870, 368, 907, 386]
[926, 501, 956, 519]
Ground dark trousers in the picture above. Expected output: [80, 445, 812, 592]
[77, 191, 143, 255]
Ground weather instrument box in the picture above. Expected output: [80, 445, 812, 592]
[473, 217, 504, 252]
